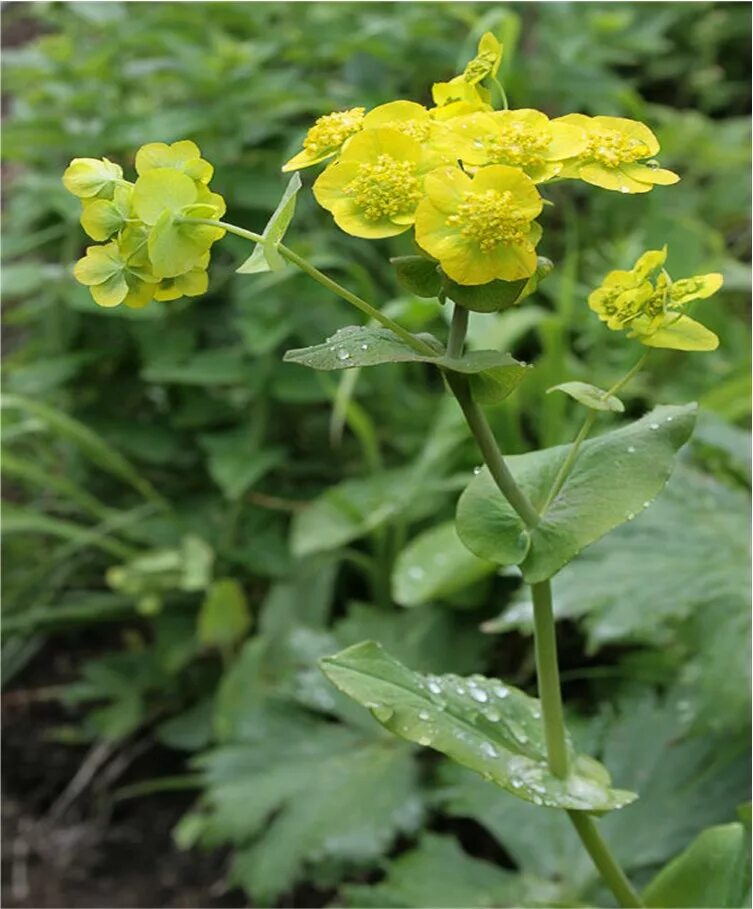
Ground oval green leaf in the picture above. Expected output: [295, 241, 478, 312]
[547, 381, 625, 413]
[456, 403, 697, 583]
[320, 641, 636, 812]
[237, 173, 301, 274]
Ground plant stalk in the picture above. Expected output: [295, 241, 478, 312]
[179, 218, 437, 357]
[568, 811, 644, 908]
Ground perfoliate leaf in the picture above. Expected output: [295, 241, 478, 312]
[283, 326, 529, 405]
[643, 821, 751, 908]
[442, 274, 527, 313]
[391, 255, 443, 298]
[198, 579, 252, 649]
[237, 172, 301, 274]
[392, 520, 496, 607]
[148, 210, 224, 279]
[320, 641, 636, 812]
[456, 403, 696, 582]
[547, 381, 625, 413]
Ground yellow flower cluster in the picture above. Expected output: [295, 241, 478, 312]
[588, 247, 722, 351]
[63, 141, 225, 308]
[283, 32, 679, 286]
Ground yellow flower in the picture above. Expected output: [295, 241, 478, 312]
[414, 164, 543, 285]
[62, 157, 123, 199]
[555, 115, 679, 193]
[452, 109, 587, 183]
[313, 128, 441, 239]
[153, 254, 210, 301]
[362, 100, 472, 162]
[80, 185, 133, 241]
[135, 140, 214, 184]
[430, 78, 492, 121]
[461, 31, 503, 84]
[588, 248, 722, 351]
[282, 107, 365, 172]
[73, 229, 158, 309]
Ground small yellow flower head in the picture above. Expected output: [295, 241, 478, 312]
[282, 107, 365, 172]
[556, 115, 679, 193]
[588, 247, 722, 351]
[62, 157, 123, 199]
[415, 164, 543, 285]
[430, 77, 492, 121]
[64, 140, 224, 308]
[73, 230, 158, 309]
[462, 31, 503, 84]
[135, 140, 214, 184]
[453, 109, 588, 183]
[362, 100, 473, 162]
[313, 128, 439, 239]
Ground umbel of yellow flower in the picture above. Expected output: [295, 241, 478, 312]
[452, 109, 588, 183]
[414, 164, 543, 285]
[282, 107, 365, 172]
[588, 247, 722, 351]
[313, 128, 448, 239]
[64, 142, 225, 308]
[556, 115, 679, 193]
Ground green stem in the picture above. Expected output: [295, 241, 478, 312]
[179, 218, 437, 357]
[446, 303, 469, 358]
[568, 812, 644, 908]
[540, 350, 650, 512]
[530, 580, 569, 778]
[491, 76, 509, 110]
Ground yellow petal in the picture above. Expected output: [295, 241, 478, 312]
[331, 198, 408, 239]
[636, 313, 719, 351]
[363, 100, 429, 129]
[122, 278, 155, 309]
[281, 146, 336, 172]
[132, 169, 199, 224]
[414, 198, 464, 259]
[591, 116, 660, 157]
[471, 165, 543, 218]
[73, 243, 122, 285]
[312, 161, 361, 211]
[62, 157, 123, 199]
[546, 119, 588, 160]
[632, 247, 667, 280]
[578, 163, 653, 193]
[423, 166, 472, 214]
[622, 164, 680, 186]
[669, 272, 724, 306]
[91, 272, 129, 307]
[339, 127, 423, 165]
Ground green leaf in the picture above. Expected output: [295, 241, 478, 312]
[441, 256, 553, 313]
[457, 403, 696, 583]
[547, 381, 625, 413]
[198, 579, 252, 649]
[199, 430, 284, 500]
[283, 326, 529, 405]
[320, 641, 636, 812]
[341, 833, 559, 909]
[195, 712, 423, 903]
[148, 210, 222, 279]
[643, 821, 751, 908]
[392, 520, 496, 607]
[236, 172, 301, 274]
[390, 255, 442, 298]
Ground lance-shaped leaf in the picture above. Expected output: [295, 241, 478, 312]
[456, 403, 696, 583]
[237, 172, 301, 274]
[392, 520, 496, 607]
[283, 325, 529, 405]
[320, 641, 636, 812]
[547, 381, 624, 413]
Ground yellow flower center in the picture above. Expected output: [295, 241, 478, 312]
[587, 129, 651, 167]
[483, 122, 549, 167]
[447, 189, 530, 251]
[346, 155, 421, 221]
[381, 119, 431, 143]
[303, 108, 365, 154]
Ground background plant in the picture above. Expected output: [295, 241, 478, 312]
[2, 3, 750, 907]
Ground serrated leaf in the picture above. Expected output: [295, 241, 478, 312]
[340, 833, 560, 909]
[643, 821, 751, 908]
[391, 255, 442, 298]
[283, 326, 529, 405]
[547, 381, 624, 413]
[392, 520, 496, 607]
[236, 172, 301, 274]
[195, 711, 423, 903]
[457, 403, 696, 583]
[320, 641, 636, 812]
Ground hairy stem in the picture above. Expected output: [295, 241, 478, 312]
[179, 218, 437, 356]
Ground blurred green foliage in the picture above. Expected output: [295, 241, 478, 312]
[2, 2, 750, 906]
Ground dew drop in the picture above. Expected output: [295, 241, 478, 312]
[418, 709, 430, 721]
[473, 466, 482, 475]
[470, 688, 489, 704]
[493, 683, 509, 700]
[360, 343, 369, 351]
[427, 679, 442, 695]
[626, 512, 635, 521]
[649, 422, 659, 430]
[532, 709, 541, 719]
[337, 348, 351, 361]
[417, 733, 432, 746]
[643, 500, 651, 508]
[510, 777, 523, 789]
[619, 185, 631, 193]
[532, 794, 544, 805]
[408, 566, 424, 581]
[485, 707, 501, 722]
[627, 445, 636, 453]
[481, 741, 499, 758]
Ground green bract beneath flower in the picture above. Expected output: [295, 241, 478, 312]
[588, 247, 722, 351]
[62, 157, 123, 199]
[63, 140, 224, 307]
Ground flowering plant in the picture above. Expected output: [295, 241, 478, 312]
[63, 30, 728, 909]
